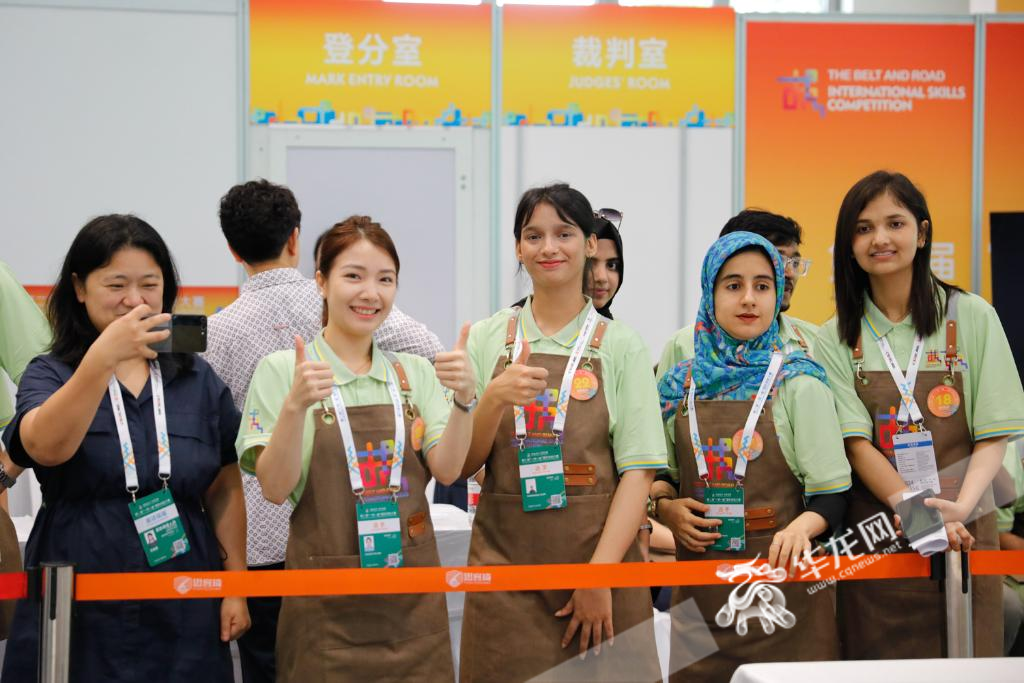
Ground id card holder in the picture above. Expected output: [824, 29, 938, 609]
[356, 499, 403, 568]
[705, 486, 745, 552]
[893, 429, 941, 493]
[129, 488, 190, 567]
[517, 444, 568, 512]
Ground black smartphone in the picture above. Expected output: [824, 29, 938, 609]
[149, 314, 207, 354]
[894, 488, 945, 543]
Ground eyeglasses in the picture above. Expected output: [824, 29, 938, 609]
[782, 256, 812, 277]
[594, 208, 623, 231]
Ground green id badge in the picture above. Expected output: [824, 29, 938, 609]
[705, 486, 745, 552]
[129, 488, 190, 567]
[356, 499, 403, 568]
[517, 444, 568, 512]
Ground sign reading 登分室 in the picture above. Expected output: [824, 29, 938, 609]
[503, 5, 734, 127]
[250, 0, 491, 126]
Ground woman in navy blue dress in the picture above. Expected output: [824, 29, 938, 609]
[1, 215, 249, 681]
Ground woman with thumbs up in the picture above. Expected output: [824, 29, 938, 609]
[238, 216, 476, 682]
[459, 184, 666, 682]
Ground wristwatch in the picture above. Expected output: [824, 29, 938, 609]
[452, 394, 478, 414]
[646, 494, 671, 520]
[0, 461, 17, 490]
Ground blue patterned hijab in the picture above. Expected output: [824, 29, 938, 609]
[659, 231, 828, 416]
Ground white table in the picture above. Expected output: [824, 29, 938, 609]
[731, 658, 1020, 683]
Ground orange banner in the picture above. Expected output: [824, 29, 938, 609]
[1, 552, 1018, 601]
[745, 21, 975, 325]
[503, 6, 734, 127]
[250, 0, 491, 126]
[981, 22, 1024, 300]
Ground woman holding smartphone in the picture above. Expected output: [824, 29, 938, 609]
[815, 170, 1024, 658]
[240, 216, 475, 681]
[1, 215, 248, 681]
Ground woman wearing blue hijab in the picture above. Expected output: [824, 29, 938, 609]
[649, 232, 851, 682]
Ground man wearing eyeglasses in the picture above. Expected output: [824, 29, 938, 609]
[657, 209, 818, 376]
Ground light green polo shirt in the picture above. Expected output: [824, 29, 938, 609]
[467, 297, 667, 474]
[0, 261, 51, 430]
[655, 314, 820, 379]
[816, 290, 1024, 444]
[663, 352, 851, 496]
[997, 441, 1024, 534]
[237, 333, 451, 506]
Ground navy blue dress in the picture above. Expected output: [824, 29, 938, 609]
[1, 354, 241, 682]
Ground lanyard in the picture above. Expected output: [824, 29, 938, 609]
[876, 334, 925, 426]
[687, 352, 784, 483]
[313, 339, 406, 497]
[512, 306, 599, 445]
[108, 361, 169, 499]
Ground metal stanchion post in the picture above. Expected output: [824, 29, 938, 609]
[38, 562, 74, 683]
[944, 551, 973, 658]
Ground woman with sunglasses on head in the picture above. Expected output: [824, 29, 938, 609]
[653, 231, 850, 682]
[815, 171, 1024, 658]
[458, 184, 664, 682]
[587, 209, 624, 318]
[240, 216, 475, 681]
[1, 215, 249, 682]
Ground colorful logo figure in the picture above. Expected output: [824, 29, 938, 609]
[876, 406, 899, 454]
[248, 409, 264, 434]
[778, 68, 826, 118]
[703, 437, 737, 482]
[522, 388, 559, 433]
[357, 439, 409, 500]
[715, 557, 796, 636]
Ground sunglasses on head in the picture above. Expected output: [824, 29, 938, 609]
[594, 208, 623, 231]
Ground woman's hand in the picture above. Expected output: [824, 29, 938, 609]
[894, 513, 975, 552]
[219, 596, 251, 642]
[88, 304, 169, 368]
[658, 497, 722, 552]
[486, 337, 548, 406]
[768, 523, 813, 577]
[434, 322, 477, 405]
[555, 587, 613, 659]
[284, 336, 333, 412]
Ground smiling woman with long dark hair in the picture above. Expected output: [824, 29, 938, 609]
[816, 170, 1024, 659]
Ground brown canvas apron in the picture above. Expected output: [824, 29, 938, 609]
[838, 293, 1002, 659]
[459, 315, 661, 683]
[0, 505, 20, 638]
[276, 358, 454, 683]
[669, 394, 840, 683]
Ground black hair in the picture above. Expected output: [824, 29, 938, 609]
[48, 214, 191, 372]
[720, 209, 802, 247]
[833, 170, 960, 348]
[513, 183, 596, 241]
[218, 179, 301, 265]
[592, 216, 624, 318]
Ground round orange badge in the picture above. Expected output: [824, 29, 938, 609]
[571, 369, 599, 401]
[410, 416, 426, 451]
[732, 429, 764, 461]
[927, 384, 961, 418]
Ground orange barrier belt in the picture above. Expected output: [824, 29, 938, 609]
[0, 551, 1020, 602]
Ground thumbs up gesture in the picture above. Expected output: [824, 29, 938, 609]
[285, 336, 334, 412]
[435, 322, 477, 405]
[494, 336, 549, 407]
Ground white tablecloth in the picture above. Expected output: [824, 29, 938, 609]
[731, 658, 1020, 683]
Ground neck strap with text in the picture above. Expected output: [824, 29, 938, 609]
[108, 361, 169, 499]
